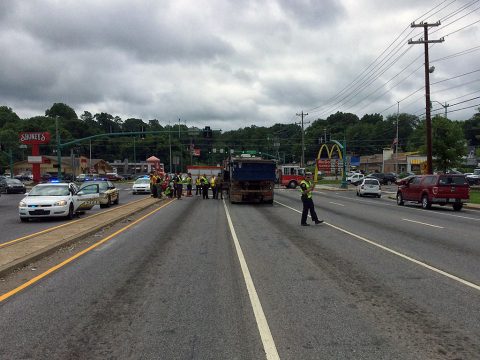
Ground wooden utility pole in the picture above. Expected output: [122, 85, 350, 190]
[295, 111, 309, 168]
[408, 21, 444, 174]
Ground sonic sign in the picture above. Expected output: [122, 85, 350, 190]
[19, 132, 51, 182]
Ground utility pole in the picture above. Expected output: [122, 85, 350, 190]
[408, 21, 444, 174]
[396, 101, 399, 174]
[295, 111, 309, 168]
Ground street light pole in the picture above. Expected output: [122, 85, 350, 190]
[431, 100, 450, 118]
[55, 116, 62, 179]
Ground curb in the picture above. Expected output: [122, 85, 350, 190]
[0, 197, 166, 278]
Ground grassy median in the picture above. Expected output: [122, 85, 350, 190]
[470, 189, 480, 204]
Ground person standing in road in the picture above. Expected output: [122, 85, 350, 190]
[186, 173, 193, 197]
[210, 175, 217, 199]
[176, 172, 183, 199]
[300, 172, 323, 226]
[195, 176, 201, 196]
[156, 172, 164, 198]
[150, 171, 158, 198]
[201, 174, 209, 199]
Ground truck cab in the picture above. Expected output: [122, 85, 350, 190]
[278, 165, 305, 188]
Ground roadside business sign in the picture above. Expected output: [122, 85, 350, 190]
[19, 132, 51, 145]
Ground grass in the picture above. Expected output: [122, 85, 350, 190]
[470, 189, 480, 204]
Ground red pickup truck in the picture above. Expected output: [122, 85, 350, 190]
[396, 174, 469, 211]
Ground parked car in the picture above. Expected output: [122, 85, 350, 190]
[366, 172, 397, 185]
[76, 173, 101, 182]
[78, 180, 120, 209]
[15, 173, 33, 181]
[132, 177, 151, 194]
[105, 173, 124, 181]
[119, 173, 135, 180]
[465, 169, 480, 185]
[356, 178, 381, 198]
[396, 174, 469, 211]
[347, 173, 365, 186]
[0, 178, 27, 193]
[18, 182, 100, 222]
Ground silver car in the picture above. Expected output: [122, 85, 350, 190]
[356, 178, 381, 198]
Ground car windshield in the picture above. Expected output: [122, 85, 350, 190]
[29, 185, 69, 196]
[135, 178, 150, 184]
[6, 179, 22, 184]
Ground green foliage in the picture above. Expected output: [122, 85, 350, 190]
[0, 102, 476, 174]
[45, 103, 78, 120]
[431, 116, 466, 172]
[0, 106, 20, 128]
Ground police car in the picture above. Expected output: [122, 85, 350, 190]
[18, 182, 100, 222]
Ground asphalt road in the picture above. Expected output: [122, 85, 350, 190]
[0, 182, 148, 245]
[0, 189, 479, 359]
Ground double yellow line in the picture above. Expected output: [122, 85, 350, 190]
[0, 199, 174, 303]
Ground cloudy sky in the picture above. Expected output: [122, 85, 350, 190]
[0, 0, 479, 130]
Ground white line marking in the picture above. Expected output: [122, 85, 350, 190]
[329, 201, 345, 207]
[274, 200, 480, 292]
[223, 200, 280, 360]
[311, 191, 480, 220]
[402, 218, 444, 228]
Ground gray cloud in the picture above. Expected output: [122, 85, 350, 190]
[0, 0, 478, 128]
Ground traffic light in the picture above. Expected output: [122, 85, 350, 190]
[203, 126, 212, 138]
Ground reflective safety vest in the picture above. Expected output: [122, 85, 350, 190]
[150, 175, 157, 185]
[186, 176, 192, 185]
[210, 176, 216, 187]
[201, 176, 208, 185]
[300, 180, 313, 199]
[195, 178, 201, 186]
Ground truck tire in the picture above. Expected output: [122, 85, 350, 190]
[452, 203, 463, 211]
[396, 192, 404, 206]
[288, 181, 297, 189]
[421, 195, 431, 209]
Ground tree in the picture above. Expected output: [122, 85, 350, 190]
[463, 109, 480, 146]
[0, 106, 20, 128]
[430, 116, 466, 172]
[45, 103, 78, 120]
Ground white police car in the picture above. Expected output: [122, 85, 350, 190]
[19, 182, 100, 222]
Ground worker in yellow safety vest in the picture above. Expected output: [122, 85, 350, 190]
[195, 177, 201, 196]
[201, 174, 209, 199]
[210, 175, 218, 199]
[186, 173, 193, 197]
[299, 172, 323, 226]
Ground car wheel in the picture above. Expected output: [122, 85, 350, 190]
[396, 192, 404, 206]
[67, 203, 75, 220]
[114, 195, 119, 205]
[20, 217, 29, 222]
[100, 196, 111, 208]
[288, 181, 297, 189]
[421, 195, 431, 209]
[387, 180, 392, 185]
[452, 203, 463, 211]
[356, 191, 359, 196]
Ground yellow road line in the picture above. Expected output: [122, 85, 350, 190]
[0, 196, 153, 249]
[0, 199, 174, 303]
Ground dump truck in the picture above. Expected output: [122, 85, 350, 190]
[225, 155, 276, 204]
